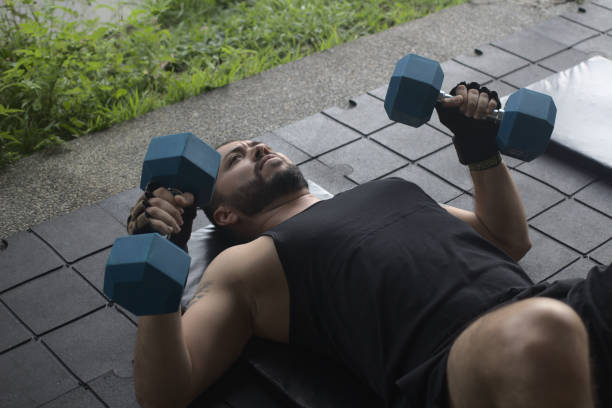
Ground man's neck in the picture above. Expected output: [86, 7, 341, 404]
[244, 189, 320, 238]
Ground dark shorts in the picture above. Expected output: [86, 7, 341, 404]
[393, 263, 612, 408]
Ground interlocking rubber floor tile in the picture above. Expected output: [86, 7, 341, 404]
[324, 94, 394, 136]
[573, 33, 612, 55]
[0, 340, 77, 408]
[481, 80, 517, 98]
[318, 139, 408, 184]
[591, 240, 612, 265]
[1, 267, 105, 335]
[39, 386, 105, 408]
[575, 178, 612, 217]
[385, 165, 462, 203]
[88, 371, 139, 408]
[510, 170, 565, 219]
[0, 301, 30, 352]
[298, 160, 358, 195]
[492, 30, 567, 63]
[538, 49, 590, 72]
[273, 113, 360, 157]
[546, 257, 599, 281]
[97, 188, 141, 227]
[593, 0, 612, 9]
[453, 44, 529, 78]
[563, 4, 612, 32]
[500, 64, 556, 89]
[31, 205, 126, 263]
[444, 193, 474, 210]
[43, 307, 136, 383]
[516, 153, 598, 195]
[531, 199, 612, 254]
[519, 228, 579, 283]
[368, 85, 387, 101]
[439, 60, 493, 91]
[418, 145, 473, 191]
[253, 132, 310, 165]
[528, 16, 599, 47]
[72, 249, 111, 292]
[371, 123, 451, 161]
[0, 231, 63, 292]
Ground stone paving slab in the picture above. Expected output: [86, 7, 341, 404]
[2, 2, 612, 407]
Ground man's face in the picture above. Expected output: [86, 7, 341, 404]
[215, 140, 308, 216]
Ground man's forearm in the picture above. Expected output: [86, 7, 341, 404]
[134, 311, 193, 408]
[471, 161, 531, 259]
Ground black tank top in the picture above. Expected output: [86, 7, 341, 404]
[262, 178, 532, 404]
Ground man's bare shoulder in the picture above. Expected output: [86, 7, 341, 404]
[204, 236, 280, 285]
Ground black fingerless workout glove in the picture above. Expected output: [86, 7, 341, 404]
[434, 81, 502, 168]
[126, 182, 197, 251]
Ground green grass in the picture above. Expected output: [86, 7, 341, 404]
[0, 0, 464, 167]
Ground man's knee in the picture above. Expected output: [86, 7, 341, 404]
[448, 297, 593, 407]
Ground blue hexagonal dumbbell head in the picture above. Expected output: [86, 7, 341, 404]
[497, 88, 557, 162]
[140, 132, 221, 208]
[384, 54, 444, 127]
[104, 233, 191, 316]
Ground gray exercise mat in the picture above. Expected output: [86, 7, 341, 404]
[503, 56, 612, 170]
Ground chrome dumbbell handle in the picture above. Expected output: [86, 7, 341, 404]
[437, 91, 505, 122]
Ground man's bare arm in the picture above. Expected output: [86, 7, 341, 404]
[133, 245, 255, 408]
[442, 161, 531, 261]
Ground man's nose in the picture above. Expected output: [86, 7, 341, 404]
[252, 143, 270, 160]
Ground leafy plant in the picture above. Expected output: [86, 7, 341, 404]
[0, 0, 463, 167]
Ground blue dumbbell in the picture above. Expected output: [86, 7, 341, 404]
[384, 54, 557, 162]
[104, 133, 220, 316]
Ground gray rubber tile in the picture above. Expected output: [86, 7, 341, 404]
[323, 94, 394, 136]
[519, 228, 580, 283]
[89, 371, 139, 408]
[563, 4, 612, 32]
[481, 80, 518, 98]
[492, 30, 567, 63]
[593, 0, 612, 10]
[368, 84, 387, 101]
[97, 187, 141, 227]
[453, 44, 529, 78]
[72, 249, 111, 292]
[528, 16, 599, 47]
[253, 132, 310, 165]
[573, 33, 612, 56]
[0, 231, 63, 292]
[418, 145, 473, 191]
[538, 48, 591, 72]
[510, 170, 565, 219]
[546, 257, 599, 282]
[444, 193, 474, 210]
[318, 139, 408, 184]
[500, 154, 524, 169]
[531, 199, 612, 254]
[39, 386, 105, 408]
[440, 60, 493, 91]
[43, 307, 136, 383]
[273, 113, 360, 157]
[591, 239, 612, 265]
[516, 153, 598, 195]
[1, 267, 105, 335]
[0, 301, 30, 352]
[31, 205, 126, 263]
[500, 64, 556, 89]
[385, 165, 462, 203]
[0, 341, 77, 408]
[371, 123, 451, 161]
[575, 178, 612, 217]
[298, 160, 358, 195]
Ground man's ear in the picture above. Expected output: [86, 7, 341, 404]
[213, 204, 239, 227]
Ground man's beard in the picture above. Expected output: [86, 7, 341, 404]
[228, 160, 308, 216]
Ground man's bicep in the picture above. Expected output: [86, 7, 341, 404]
[181, 279, 253, 399]
[440, 203, 501, 248]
